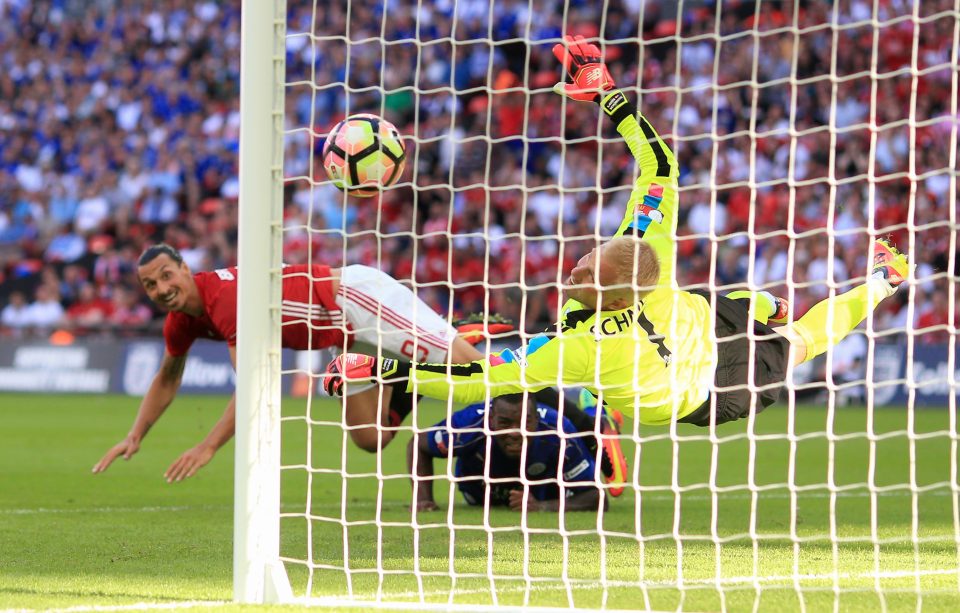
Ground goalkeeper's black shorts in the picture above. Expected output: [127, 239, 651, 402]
[679, 291, 790, 427]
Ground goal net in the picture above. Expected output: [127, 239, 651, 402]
[236, 0, 960, 609]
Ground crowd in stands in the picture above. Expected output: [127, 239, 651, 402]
[0, 0, 955, 351]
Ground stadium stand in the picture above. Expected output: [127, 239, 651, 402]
[0, 0, 955, 358]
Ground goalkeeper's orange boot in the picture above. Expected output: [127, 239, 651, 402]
[872, 238, 910, 288]
[579, 389, 627, 498]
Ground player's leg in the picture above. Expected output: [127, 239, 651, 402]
[774, 238, 908, 366]
[576, 388, 627, 497]
[317, 344, 400, 452]
[340, 384, 413, 452]
[447, 334, 483, 363]
[679, 291, 791, 427]
[342, 341, 483, 453]
[338, 266, 461, 366]
[334, 265, 465, 451]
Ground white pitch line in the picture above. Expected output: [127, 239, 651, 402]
[296, 596, 621, 612]
[5, 570, 958, 613]
[331, 567, 960, 602]
[0, 505, 231, 516]
[3, 601, 228, 613]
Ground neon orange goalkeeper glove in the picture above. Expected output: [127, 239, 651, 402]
[454, 313, 515, 346]
[323, 353, 402, 396]
[552, 34, 616, 103]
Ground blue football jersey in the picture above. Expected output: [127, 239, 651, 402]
[424, 403, 598, 506]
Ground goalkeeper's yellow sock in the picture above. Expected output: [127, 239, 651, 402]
[726, 290, 777, 324]
[790, 279, 893, 363]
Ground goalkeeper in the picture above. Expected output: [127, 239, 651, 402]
[324, 36, 910, 431]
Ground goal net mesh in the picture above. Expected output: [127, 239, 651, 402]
[273, 0, 959, 609]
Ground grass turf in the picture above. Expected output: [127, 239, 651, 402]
[1, 393, 959, 612]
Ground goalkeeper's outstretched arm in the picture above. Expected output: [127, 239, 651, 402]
[553, 35, 679, 288]
[324, 337, 589, 406]
[607, 93, 679, 289]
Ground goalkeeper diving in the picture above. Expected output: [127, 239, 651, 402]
[324, 35, 911, 431]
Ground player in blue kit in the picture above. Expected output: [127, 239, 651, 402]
[407, 393, 608, 512]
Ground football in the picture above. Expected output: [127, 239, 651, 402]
[321, 114, 406, 197]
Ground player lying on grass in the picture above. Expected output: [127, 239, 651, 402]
[91, 243, 625, 484]
[324, 35, 911, 433]
[408, 392, 607, 513]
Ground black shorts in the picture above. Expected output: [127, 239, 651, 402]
[679, 292, 790, 427]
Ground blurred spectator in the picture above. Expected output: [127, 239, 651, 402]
[74, 185, 112, 235]
[1, 290, 30, 330]
[24, 285, 65, 330]
[107, 286, 153, 330]
[139, 187, 180, 225]
[916, 289, 953, 345]
[58, 264, 89, 306]
[93, 248, 135, 288]
[45, 225, 87, 264]
[805, 239, 850, 300]
[65, 283, 113, 331]
[48, 182, 80, 229]
[716, 245, 748, 289]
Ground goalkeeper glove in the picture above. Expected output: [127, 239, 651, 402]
[323, 353, 401, 396]
[552, 34, 616, 103]
[454, 312, 515, 346]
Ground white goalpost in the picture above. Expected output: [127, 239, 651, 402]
[235, 0, 291, 604]
[235, 0, 960, 609]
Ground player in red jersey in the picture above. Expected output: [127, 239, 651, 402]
[91, 243, 483, 482]
[92, 243, 625, 486]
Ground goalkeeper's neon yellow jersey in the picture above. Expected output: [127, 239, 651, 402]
[404, 94, 718, 425]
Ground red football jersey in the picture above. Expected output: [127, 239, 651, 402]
[163, 264, 347, 356]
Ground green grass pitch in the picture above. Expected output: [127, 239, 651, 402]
[2, 392, 959, 612]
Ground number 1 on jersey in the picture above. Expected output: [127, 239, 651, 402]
[637, 311, 672, 365]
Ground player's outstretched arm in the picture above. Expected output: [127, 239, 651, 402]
[164, 345, 238, 482]
[552, 35, 679, 288]
[325, 353, 508, 404]
[92, 350, 186, 474]
[325, 338, 588, 406]
[407, 433, 439, 512]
